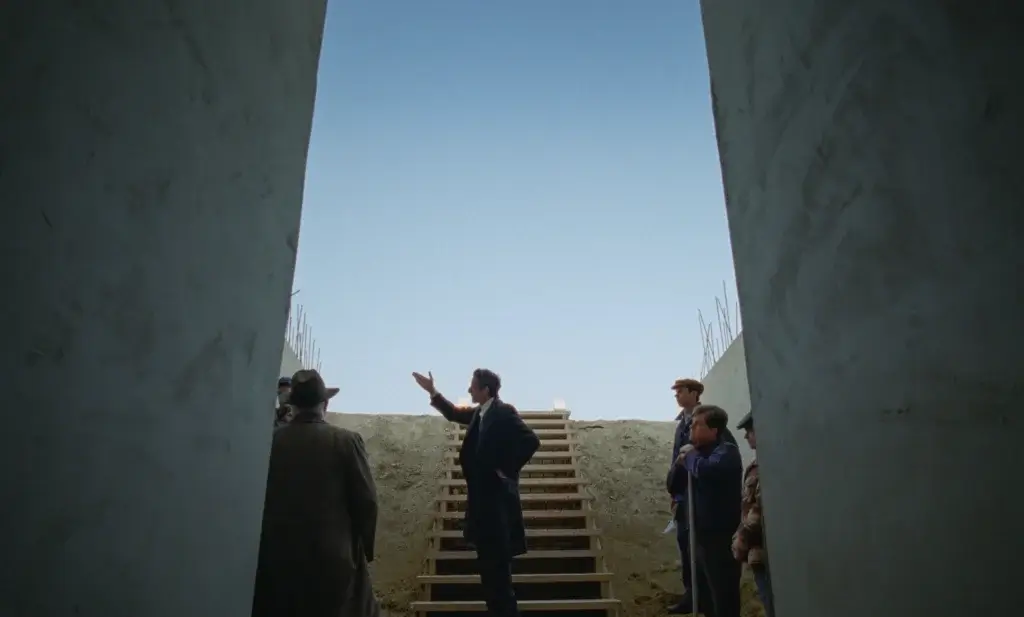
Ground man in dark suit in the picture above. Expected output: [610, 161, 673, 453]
[667, 404, 743, 617]
[413, 368, 540, 617]
[254, 369, 379, 617]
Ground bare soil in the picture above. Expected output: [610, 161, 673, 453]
[328, 413, 765, 617]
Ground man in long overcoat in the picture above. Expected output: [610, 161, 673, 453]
[253, 369, 379, 617]
[413, 368, 540, 617]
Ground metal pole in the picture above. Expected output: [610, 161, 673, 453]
[687, 471, 699, 617]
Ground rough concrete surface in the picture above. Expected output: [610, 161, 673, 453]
[701, 2, 1023, 616]
[331, 413, 766, 617]
[0, 1, 327, 616]
[700, 335, 753, 464]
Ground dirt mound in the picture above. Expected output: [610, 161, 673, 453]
[327, 413, 764, 617]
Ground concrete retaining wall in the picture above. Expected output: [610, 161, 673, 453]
[701, 334, 754, 464]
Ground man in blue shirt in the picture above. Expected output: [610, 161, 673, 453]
[668, 405, 743, 617]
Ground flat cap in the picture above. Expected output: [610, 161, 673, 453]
[671, 378, 704, 394]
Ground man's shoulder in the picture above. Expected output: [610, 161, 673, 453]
[278, 422, 368, 457]
[487, 399, 518, 417]
[312, 421, 361, 441]
[744, 459, 760, 481]
[275, 419, 352, 439]
[328, 425, 369, 452]
[715, 439, 742, 459]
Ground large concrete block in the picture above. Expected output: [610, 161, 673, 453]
[0, 1, 328, 615]
[701, 2, 1022, 616]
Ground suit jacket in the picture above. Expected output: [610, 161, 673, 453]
[252, 413, 379, 617]
[431, 394, 541, 559]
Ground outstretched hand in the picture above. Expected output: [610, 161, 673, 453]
[412, 371, 437, 396]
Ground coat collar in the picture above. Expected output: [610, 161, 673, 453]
[290, 410, 327, 424]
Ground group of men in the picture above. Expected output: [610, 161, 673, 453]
[256, 367, 539, 617]
[666, 378, 774, 617]
[254, 369, 772, 617]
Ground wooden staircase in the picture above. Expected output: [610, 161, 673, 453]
[411, 410, 621, 617]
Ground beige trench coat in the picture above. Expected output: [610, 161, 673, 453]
[252, 414, 379, 617]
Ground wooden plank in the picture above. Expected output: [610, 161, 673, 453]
[439, 478, 588, 488]
[445, 450, 576, 460]
[434, 509, 589, 520]
[431, 528, 599, 539]
[429, 549, 599, 561]
[516, 411, 571, 419]
[417, 572, 614, 584]
[437, 491, 592, 503]
[445, 463, 578, 474]
[446, 439, 577, 450]
[457, 429, 569, 439]
[517, 419, 570, 429]
[411, 599, 619, 611]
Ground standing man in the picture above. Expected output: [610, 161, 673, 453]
[668, 404, 743, 617]
[733, 412, 774, 617]
[274, 376, 293, 428]
[413, 369, 540, 617]
[666, 378, 736, 614]
[253, 369, 379, 617]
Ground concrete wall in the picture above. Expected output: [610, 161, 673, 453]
[279, 340, 304, 377]
[700, 334, 753, 464]
[701, 2, 1021, 616]
[1, 2, 328, 616]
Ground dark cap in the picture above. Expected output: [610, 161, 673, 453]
[671, 378, 704, 394]
[287, 369, 339, 408]
[277, 376, 292, 387]
[736, 411, 754, 431]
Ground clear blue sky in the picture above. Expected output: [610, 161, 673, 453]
[291, 0, 739, 420]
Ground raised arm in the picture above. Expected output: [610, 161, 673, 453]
[342, 431, 378, 562]
[430, 393, 475, 426]
[413, 371, 475, 425]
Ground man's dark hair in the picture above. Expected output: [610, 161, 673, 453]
[473, 368, 501, 398]
[693, 404, 729, 432]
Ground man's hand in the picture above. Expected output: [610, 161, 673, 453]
[675, 444, 695, 465]
[412, 371, 437, 396]
[496, 470, 508, 480]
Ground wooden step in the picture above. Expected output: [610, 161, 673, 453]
[435, 509, 590, 520]
[439, 478, 588, 488]
[445, 464, 578, 474]
[446, 439, 577, 451]
[445, 451, 576, 461]
[437, 491, 592, 503]
[455, 429, 570, 439]
[431, 528, 599, 539]
[516, 411, 571, 420]
[446, 438, 577, 448]
[517, 419, 570, 429]
[429, 549, 599, 561]
[417, 572, 613, 584]
[412, 599, 619, 612]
